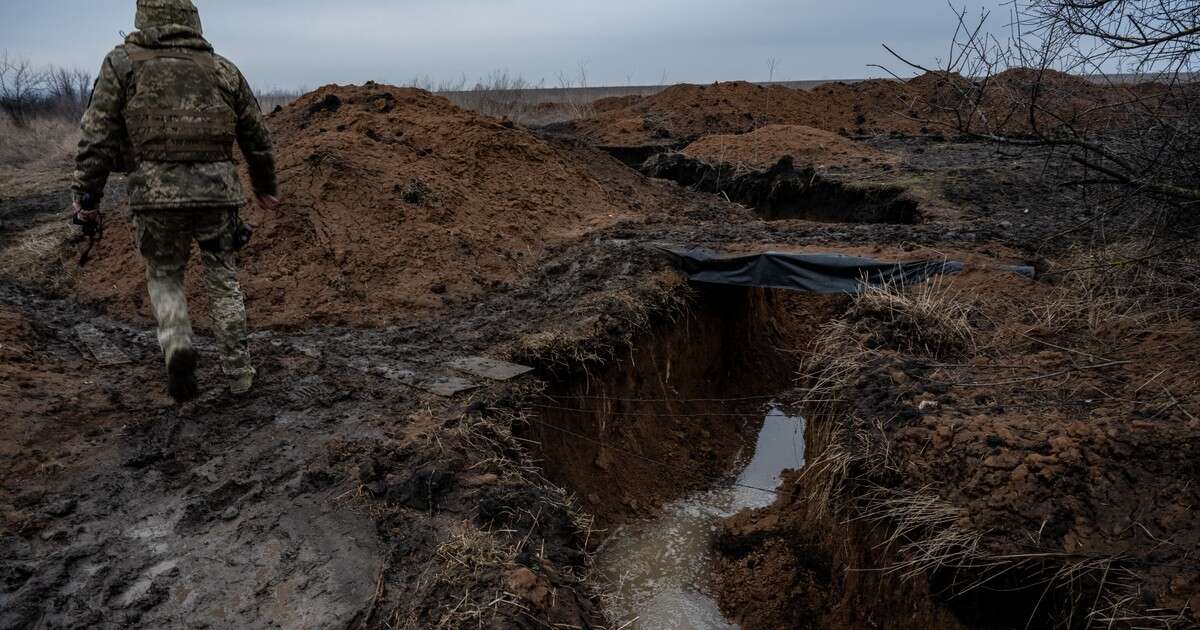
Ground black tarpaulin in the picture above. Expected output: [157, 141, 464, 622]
[659, 246, 967, 294]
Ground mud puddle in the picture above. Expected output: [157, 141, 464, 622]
[598, 406, 806, 629]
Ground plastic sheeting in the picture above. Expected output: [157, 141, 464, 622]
[659, 246, 967, 294]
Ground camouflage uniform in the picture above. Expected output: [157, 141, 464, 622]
[73, 0, 277, 397]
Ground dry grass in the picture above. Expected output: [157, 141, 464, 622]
[436, 521, 517, 579]
[795, 274, 975, 506]
[851, 274, 976, 357]
[503, 272, 691, 371]
[856, 485, 989, 580]
[1032, 242, 1197, 337]
[420, 521, 524, 629]
[0, 220, 79, 291]
[403, 403, 612, 629]
[0, 117, 77, 168]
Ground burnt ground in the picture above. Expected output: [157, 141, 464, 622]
[1, 131, 1196, 630]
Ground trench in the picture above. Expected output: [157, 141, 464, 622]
[516, 285, 839, 627]
[597, 143, 687, 168]
[595, 405, 806, 628]
[642, 153, 921, 224]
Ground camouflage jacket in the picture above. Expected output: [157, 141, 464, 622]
[72, 25, 277, 212]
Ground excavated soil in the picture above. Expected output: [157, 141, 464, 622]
[643, 153, 923, 224]
[2, 76, 1198, 630]
[567, 70, 1176, 151]
[569, 80, 922, 148]
[77, 84, 650, 327]
[682, 125, 898, 170]
[651, 125, 960, 224]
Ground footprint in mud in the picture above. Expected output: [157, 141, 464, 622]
[174, 480, 257, 535]
[285, 375, 349, 410]
[110, 559, 179, 611]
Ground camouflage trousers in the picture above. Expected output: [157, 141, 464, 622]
[132, 208, 254, 379]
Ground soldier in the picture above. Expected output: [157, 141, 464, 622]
[71, 0, 279, 403]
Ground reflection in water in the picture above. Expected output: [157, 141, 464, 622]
[598, 406, 806, 629]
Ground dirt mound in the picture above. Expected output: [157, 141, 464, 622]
[573, 71, 1167, 149]
[591, 94, 644, 113]
[907, 68, 1158, 135]
[682, 125, 898, 170]
[79, 84, 646, 327]
[572, 80, 923, 147]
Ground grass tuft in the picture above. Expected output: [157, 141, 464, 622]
[851, 274, 976, 358]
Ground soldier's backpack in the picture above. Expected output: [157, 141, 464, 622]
[124, 47, 237, 163]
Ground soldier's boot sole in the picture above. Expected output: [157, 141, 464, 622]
[167, 347, 199, 404]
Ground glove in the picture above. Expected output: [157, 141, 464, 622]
[255, 193, 280, 210]
[71, 202, 103, 237]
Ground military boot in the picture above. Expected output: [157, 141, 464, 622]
[166, 344, 199, 403]
[229, 368, 255, 396]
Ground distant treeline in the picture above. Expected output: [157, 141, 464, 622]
[0, 53, 95, 128]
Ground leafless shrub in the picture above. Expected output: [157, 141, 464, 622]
[456, 69, 544, 122]
[45, 66, 91, 120]
[1, 52, 95, 127]
[1030, 0, 1200, 69]
[1, 52, 47, 128]
[254, 88, 304, 112]
[433, 66, 597, 126]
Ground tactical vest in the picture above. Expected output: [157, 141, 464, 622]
[125, 47, 237, 163]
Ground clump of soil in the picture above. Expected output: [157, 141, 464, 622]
[78, 84, 647, 327]
[682, 125, 898, 170]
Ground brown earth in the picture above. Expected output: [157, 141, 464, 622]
[568, 69, 1174, 150]
[591, 94, 644, 113]
[3, 76, 1199, 630]
[682, 124, 899, 170]
[645, 129, 960, 224]
[568, 78, 928, 148]
[715, 264, 1200, 629]
[77, 84, 649, 328]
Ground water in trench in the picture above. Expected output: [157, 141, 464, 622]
[597, 405, 806, 629]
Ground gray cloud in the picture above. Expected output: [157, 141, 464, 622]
[1, 1, 1007, 89]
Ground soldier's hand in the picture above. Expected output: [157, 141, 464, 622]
[255, 194, 280, 210]
[71, 202, 103, 229]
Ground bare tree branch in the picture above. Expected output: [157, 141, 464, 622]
[877, 2, 1200, 206]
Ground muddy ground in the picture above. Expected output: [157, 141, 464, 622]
[2, 83, 1198, 630]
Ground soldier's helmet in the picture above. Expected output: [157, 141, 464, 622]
[135, 0, 203, 33]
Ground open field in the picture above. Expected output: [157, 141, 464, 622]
[1, 69, 1198, 630]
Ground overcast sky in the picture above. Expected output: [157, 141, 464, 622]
[2, 1, 1008, 90]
